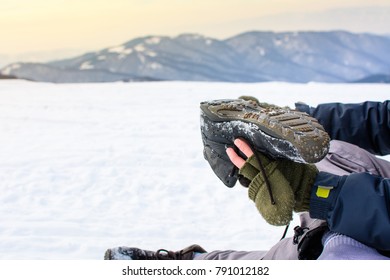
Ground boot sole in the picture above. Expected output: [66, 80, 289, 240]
[200, 99, 329, 163]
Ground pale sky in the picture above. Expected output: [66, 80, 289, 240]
[1, 0, 390, 55]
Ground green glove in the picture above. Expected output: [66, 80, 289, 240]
[239, 153, 318, 226]
[277, 159, 319, 213]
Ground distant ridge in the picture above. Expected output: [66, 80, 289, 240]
[354, 74, 390, 83]
[1, 31, 390, 83]
[0, 73, 17, 80]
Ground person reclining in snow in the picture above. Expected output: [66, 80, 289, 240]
[104, 99, 390, 260]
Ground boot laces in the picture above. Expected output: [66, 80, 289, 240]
[244, 138, 276, 205]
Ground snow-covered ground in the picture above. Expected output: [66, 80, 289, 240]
[0, 80, 389, 259]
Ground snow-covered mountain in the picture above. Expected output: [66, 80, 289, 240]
[226, 31, 390, 82]
[2, 31, 390, 83]
[354, 74, 390, 83]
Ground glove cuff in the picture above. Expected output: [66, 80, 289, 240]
[293, 164, 319, 212]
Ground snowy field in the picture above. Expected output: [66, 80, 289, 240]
[0, 80, 389, 260]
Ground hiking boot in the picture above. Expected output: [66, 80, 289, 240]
[104, 244, 207, 260]
[200, 98, 330, 187]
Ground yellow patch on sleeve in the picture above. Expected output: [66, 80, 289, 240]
[316, 186, 333, 198]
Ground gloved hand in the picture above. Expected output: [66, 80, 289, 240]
[226, 138, 318, 226]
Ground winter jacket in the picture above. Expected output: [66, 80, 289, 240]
[295, 101, 390, 252]
[310, 171, 390, 251]
[295, 101, 390, 156]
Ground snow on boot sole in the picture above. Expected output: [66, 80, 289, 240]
[200, 99, 330, 164]
[104, 247, 157, 260]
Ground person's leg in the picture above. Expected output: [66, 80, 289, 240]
[315, 140, 390, 177]
[194, 250, 267, 260]
[318, 232, 390, 260]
